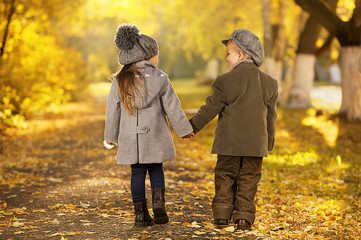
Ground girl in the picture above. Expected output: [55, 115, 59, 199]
[104, 23, 194, 227]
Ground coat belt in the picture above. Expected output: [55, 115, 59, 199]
[136, 125, 150, 134]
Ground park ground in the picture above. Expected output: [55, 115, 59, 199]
[0, 80, 360, 239]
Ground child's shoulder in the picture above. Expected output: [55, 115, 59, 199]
[217, 66, 248, 80]
[136, 61, 168, 78]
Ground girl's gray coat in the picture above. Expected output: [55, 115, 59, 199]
[104, 61, 193, 165]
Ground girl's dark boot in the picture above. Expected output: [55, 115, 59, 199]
[152, 187, 169, 224]
[134, 200, 154, 227]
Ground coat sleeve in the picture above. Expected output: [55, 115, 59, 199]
[104, 79, 121, 143]
[159, 77, 193, 137]
[266, 81, 278, 151]
[189, 76, 227, 133]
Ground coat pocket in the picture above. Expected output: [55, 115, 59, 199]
[214, 126, 224, 135]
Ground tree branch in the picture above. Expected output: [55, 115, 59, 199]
[294, 0, 343, 36]
[1, 0, 16, 57]
[315, 34, 334, 57]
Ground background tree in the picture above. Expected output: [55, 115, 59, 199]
[295, 0, 361, 120]
[285, 0, 338, 108]
[262, 0, 287, 82]
[0, 0, 88, 125]
[163, 0, 263, 82]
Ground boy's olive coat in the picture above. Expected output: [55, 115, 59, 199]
[190, 62, 278, 157]
[104, 61, 193, 165]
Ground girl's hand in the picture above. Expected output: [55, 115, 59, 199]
[103, 140, 115, 149]
[182, 132, 195, 139]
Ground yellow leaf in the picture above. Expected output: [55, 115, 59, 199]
[223, 226, 235, 232]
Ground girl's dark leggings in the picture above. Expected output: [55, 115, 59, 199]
[131, 163, 165, 203]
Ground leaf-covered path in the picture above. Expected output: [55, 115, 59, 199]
[1, 83, 360, 239]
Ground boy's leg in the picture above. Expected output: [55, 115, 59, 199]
[131, 164, 148, 202]
[212, 155, 241, 221]
[233, 156, 262, 225]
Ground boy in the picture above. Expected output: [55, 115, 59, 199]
[189, 28, 278, 230]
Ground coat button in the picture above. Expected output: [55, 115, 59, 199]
[141, 126, 150, 133]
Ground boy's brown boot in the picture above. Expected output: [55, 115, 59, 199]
[134, 200, 154, 227]
[236, 219, 251, 231]
[152, 187, 169, 224]
[214, 219, 229, 226]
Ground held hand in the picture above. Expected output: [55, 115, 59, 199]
[103, 140, 115, 149]
[182, 132, 195, 139]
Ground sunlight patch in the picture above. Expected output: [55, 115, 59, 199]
[302, 109, 339, 147]
[267, 151, 319, 166]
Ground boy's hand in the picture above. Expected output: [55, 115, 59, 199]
[182, 132, 195, 139]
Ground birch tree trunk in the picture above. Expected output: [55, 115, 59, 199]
[339, 46, 361, 120]
[285, 54, 315, 108]
[205, 58, 219, 81]
[262, 0, 278, 79]
[295, 0, 361, 120]
[274, 0, 287, 82]
[264, 56, 277, 79]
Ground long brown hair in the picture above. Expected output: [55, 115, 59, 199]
[115, 63, 146, 115]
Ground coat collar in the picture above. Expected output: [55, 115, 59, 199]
[232, 60, 258, 70]
[135, 60, 156, 69]
[232, 59, 255, 70]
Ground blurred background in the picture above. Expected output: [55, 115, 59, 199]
[0, 0, 359, 127]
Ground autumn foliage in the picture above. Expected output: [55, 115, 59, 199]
[0, 0, 88, 126]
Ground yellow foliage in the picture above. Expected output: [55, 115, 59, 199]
[337, 0, 356, 21]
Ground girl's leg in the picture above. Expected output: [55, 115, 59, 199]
[131, 164, 154, 226]
[148, 163, 165, 188]
[148, 163, 168, 224]
[131, 163, 147, 202]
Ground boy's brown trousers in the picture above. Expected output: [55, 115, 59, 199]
[212, 155, 262, 225]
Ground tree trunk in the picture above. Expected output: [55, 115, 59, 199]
[295, 0, 361, 120]
[339, 46, 361, 120]
[285, 0, 338, 109]
[274, 1, 286, 82]
[204, 58, 219, 81]
[285, 16, 321, 108]
[285, 54, 315, 108]
[262, 0, 277, 79]
[264, 56, 277, 79]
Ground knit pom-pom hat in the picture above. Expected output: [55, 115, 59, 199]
[114, 23, 158, 65]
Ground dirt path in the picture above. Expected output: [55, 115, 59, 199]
[1, 88, 360, 239]
[0, 97, 261, 239]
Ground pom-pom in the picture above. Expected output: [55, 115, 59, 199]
[114, 23, 141, 51]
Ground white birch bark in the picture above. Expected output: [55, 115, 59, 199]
[205, 58, 219, 81]
[285, 54, 316, 108]
[264, 56, 278, 81]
